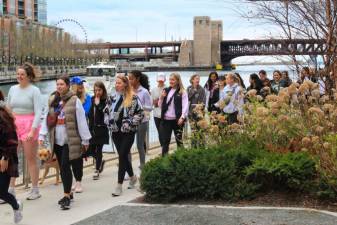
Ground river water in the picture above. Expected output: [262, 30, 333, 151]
[0, 64, 297, 96]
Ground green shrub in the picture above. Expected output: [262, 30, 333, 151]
[246, 152, 316, 192]
[311, 174, 337, 200]
[140, 141, 262, 202]
[140, 139, 336, 203]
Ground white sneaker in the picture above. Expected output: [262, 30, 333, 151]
[26, 189, 41, 200]
[93, 171, 100, 180]
[9, 188, 16, 197]
[0, 199, 5, 204]
[124, 174, 130, 181]
[74, 182, 83, 193]
[128, 176, 138, 189]
[112, 184, 122, 197]
[14, 201, 23, 224]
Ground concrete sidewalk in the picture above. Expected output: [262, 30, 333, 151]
[0, 148, 162, 225]
[74, 204, 337, 225]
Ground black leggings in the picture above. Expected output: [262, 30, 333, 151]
[225, 111, 239, 125]
[154, 117, 163, 146]
[112, 131, 135, 184]
[72, 158, 83, 182]
[54, 144, 82, 194]
[0, 172, 19, 210]
[86, 144, 104, 171]
[160, 119, 184, 156]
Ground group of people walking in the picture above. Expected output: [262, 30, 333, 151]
[1, 63, 310, 223]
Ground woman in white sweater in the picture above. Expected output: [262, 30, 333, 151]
[39, 75, 91, 210]
[6, 63, 42, 201]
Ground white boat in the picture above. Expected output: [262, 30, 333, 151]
[86, 62, 116, 94]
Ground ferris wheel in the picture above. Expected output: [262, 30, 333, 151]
[54, 18, 88, 44]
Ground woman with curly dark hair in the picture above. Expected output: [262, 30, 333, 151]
[0, 91, 23, 223]
[247, 73, 263, 95]
[204, 71, 219, 112]
[128, 70, 152, 170]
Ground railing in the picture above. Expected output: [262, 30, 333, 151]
[0, 67, 87, 84]
[16, 114, 175, 188]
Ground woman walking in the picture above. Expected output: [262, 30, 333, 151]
[219, 73, 244, 124]
[271, 70, 286, 95]
[0, 91, 23, 224]
[7, 63, 42, 200]
[128, 70, 152, 170]
[39, 76, 91, 210]
[247, 73, 263, 95]
[151, 73, 166, 146]
[204, 71, 219, 113]
[104, 74, 144, 196]
[188, 74, 206, 117]
[281, 71, 292, 87]
[87, 81, 109, 180]
[159, 73, 189, 156]
[187, 74, 206, 148]
[70, 76, 91, 193]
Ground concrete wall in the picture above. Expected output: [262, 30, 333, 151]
[178, 40, 193, 66]
[193, 16, 211, 66]
[211, 20, 223, 65]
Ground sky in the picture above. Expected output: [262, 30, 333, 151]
[47, 0, 274, 43]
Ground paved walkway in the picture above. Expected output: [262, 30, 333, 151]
[74, 204, 337, 225]
[2, 146, 337, 225]
[1, 148, 161, 225]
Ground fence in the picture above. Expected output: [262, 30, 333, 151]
[15, 114, 177, 188]
[0, 66, 87, 84]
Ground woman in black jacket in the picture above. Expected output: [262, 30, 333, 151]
[87, 81, 109, 180]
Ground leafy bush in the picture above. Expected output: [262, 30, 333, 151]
[140, 140, 336, 203]
[140, 141, 261, 202]
[310, 174, 337, 200]
[246, 152, 316, 191]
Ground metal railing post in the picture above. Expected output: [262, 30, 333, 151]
[22, 151, 30, 189]
[146, 122, 150, 152]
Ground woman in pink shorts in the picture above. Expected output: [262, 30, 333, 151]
[6, 63, 42, 200]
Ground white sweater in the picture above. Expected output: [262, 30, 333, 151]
[39, 99, 91, 146]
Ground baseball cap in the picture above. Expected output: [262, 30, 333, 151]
[70, 76, 86, 85]
[157, 73, 166, 82]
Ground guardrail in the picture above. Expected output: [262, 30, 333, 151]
[0, 67, 87, 84]
[16, 115, 179, 188]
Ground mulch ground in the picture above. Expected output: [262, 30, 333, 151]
[130, 191, 337, 212]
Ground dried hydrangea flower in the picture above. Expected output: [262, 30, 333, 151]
[302, 137, 312, 147]
[266, 95, 279, 102]
[308, 107, 325, 118]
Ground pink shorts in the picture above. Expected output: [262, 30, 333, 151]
[14, 114, 40, 141]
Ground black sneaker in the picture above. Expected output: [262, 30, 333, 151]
[58, 193, 73, 205]
[60, 197, 71, 210]
[99, 160, 106, 173]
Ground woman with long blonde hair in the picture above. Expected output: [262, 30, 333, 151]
[104, 74, 144, 196]
[69, 76, 92, 193]
[158, 73, 189, 156]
